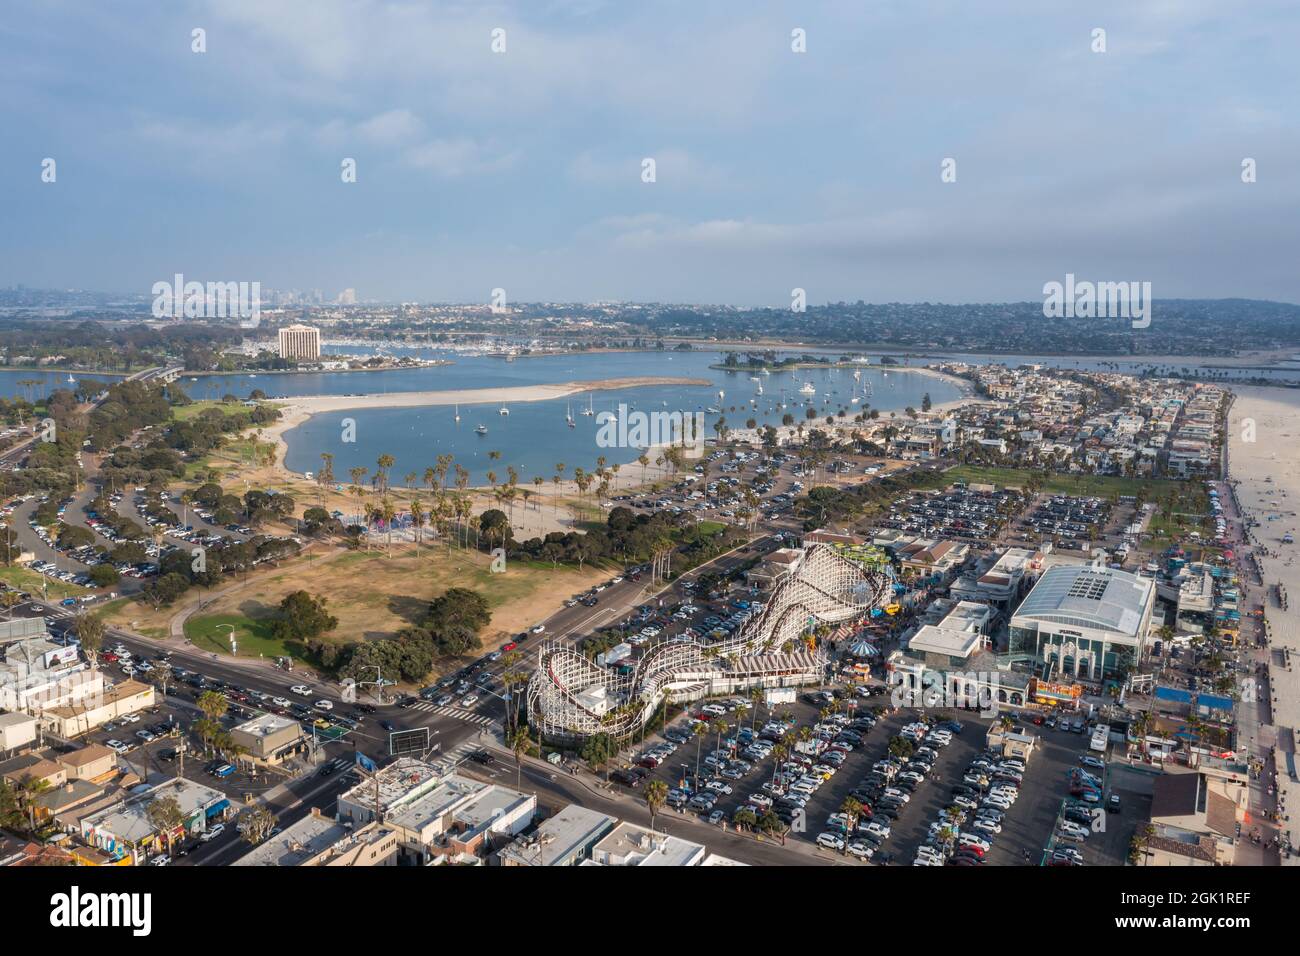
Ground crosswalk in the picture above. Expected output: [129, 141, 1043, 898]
[407, 700, 495, 726]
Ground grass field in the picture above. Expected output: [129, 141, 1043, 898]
[944, 465, 1191, 498]
[0, 565, 90, 602]
[171, 544, 607, 667]
[171, 400, 265, 422]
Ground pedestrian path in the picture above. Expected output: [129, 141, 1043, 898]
[407, 700, 494, 726]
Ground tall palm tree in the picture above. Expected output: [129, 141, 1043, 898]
[409, 497, 425, 551]
[644, 779, 669, 833]
[693, 721, 709, 789]
[375, 454, 394, 493]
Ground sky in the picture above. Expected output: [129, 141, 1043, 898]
[2, 0, 1299, 307]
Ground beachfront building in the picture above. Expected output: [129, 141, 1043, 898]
[277, 323, 321, 361]
[1009, 565, 1156, 682]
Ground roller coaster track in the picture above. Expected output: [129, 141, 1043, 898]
[527, 544, 890, 742]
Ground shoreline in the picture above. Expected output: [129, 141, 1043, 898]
[261, 376, 713, 474]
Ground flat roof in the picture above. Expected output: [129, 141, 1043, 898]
[385, 774, 485, 833]
[591, 822, 706, 867]
[233, 713, 300, 738]
[908, 624, 983, 659]
[1014, 565, 1153, 636]
[499, 804, 616, 866]
[232, 812, 353, 866]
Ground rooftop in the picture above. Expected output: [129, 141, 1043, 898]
[1013, 565, 1153, 636]
[589, 822, 707, 867]
[232, 811, 355, 866]
[498, 804, 617, 866]
[233, 712, 300, 738]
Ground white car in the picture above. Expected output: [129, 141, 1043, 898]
[290, 685, 311, 696]
[271, 697, 291, 708]
[816, 832, 846, 851]
[200, 823, 225, 843]
[105, 739, 130, 754]
[119, 713, 140, 724]
[314, 700, 333, 711]
[530, 624, 545, 634]
[460, 694, 479, 707]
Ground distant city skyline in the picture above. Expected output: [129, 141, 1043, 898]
[3, 1, 1299, 306]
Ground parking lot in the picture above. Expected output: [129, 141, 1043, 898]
[609, 686, 1147, 866]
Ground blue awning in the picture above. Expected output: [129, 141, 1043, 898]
[205, 799, 231, 818]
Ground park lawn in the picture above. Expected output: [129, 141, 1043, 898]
[177, 544, 608, 666]
[944, 465, 1189, 499]
[0, 565, 90, 602]
[185, 612, 283, 657]
[99, 592, 180, 639]
[171, 400, 264, 422]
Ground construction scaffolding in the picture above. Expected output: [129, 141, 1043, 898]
[527, 544, 890, 743]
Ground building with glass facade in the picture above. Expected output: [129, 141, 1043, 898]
[1009, 565, 1155, 682]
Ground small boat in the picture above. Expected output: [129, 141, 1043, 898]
[499, 405, 509, 416]
[454, 403, 461, 422]
[66, 374, 76, 384]
[475, 424, 488, 436]
[580, 393, 594, 416]
[566, 401, 575, 427]
[799, 382, 816, 395]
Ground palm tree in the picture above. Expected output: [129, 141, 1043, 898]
[380, 497, 396, 554]
[644, 779, 669, 833]
[409, 497, 425, 551]
[375, 454, 395, 493]
[507, 725, 534, 791]
[692, 721, 709, 789]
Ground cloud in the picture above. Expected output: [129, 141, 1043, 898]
[400, 138, 520, 177]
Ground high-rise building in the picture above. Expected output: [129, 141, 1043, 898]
[277, 323, 321, 361]
[338, 288, 357, 306]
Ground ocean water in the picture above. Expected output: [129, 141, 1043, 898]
[237, 351, 961, 486]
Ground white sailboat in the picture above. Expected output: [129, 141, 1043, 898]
[580, 392, 594, 416]
[499, 405, 510, 416]
[475, 424, 488, 435]
[454, 403, 460, 422]
[799, 381, 817, 396]
[566, 401, 575, 427]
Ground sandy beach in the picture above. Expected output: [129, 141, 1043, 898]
[1225, 385, 1300, 858]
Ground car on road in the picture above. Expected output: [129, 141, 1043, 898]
[271, 697, 291, 708]
[314, 700, 333, 711]
[530, 624, 545, 634]
[149, 855, 170, 866]
[1107, 793, 1122, 813]
[200, 823, 225, 842]
[436, 694, 454, 706]
[460, 694, 479, 707]
[1080, 755, 1106, 771]
[380, 720, 397, 732]
[290, 685, 311, 696]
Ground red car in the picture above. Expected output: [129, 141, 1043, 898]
[101, 652, 118, 663]
[502, 642, 517, 652]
